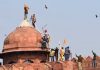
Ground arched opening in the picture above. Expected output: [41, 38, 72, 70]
[40, 60, 46, 63]
[8, 61, 16, 64]
[24, 59, 33, 63]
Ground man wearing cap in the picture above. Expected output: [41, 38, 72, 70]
[65, 46, 71, 61]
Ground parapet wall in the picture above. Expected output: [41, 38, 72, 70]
[0, 57, 100, 70]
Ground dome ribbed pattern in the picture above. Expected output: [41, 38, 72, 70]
[3, 26, 42, 53]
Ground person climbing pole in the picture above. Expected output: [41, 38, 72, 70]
[24, 3, 29, 20]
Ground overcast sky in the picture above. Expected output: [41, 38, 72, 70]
[0, 0, 100, 57]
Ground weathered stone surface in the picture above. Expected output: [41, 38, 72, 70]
[3, 27, 42, 53]
[0, 60, 100, 70]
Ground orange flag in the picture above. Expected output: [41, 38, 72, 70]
[63, 39, 69, 45]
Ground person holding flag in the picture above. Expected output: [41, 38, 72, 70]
[63, 38, 70, 46]
[59, 47, 65, 61]
[63, 38, 71, 60]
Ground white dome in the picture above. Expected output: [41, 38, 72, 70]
[19, 20, 33, 27]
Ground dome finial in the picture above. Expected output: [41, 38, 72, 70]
[19, 4, 33, 27]
[24, 3, 29, 20]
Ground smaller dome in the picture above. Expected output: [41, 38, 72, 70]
[3, 20, 42, 53]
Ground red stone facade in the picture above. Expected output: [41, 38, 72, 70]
[0, 22, 100, 70]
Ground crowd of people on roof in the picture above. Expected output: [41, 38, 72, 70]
[49, 47, 97, 70]
[40, 28, 98, 70]
[49, 46, 71, 62]
[40, 29, 72, 62]
[24, 4, 98, 70]
[40, 32, 97, 70]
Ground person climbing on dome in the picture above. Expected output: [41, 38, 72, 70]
[41, 29, 50, 48]
[31, 14, 36, 28]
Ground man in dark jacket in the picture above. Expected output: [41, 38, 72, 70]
[65, 46, 71, 60]
[92, 50, 97, 68]
[55, 47, 59, 61]
[76, 54, 84, 70]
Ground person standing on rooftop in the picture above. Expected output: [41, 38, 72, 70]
[92, 50, 97, 68]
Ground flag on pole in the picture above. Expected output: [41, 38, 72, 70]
[63, 39, 69, 45]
